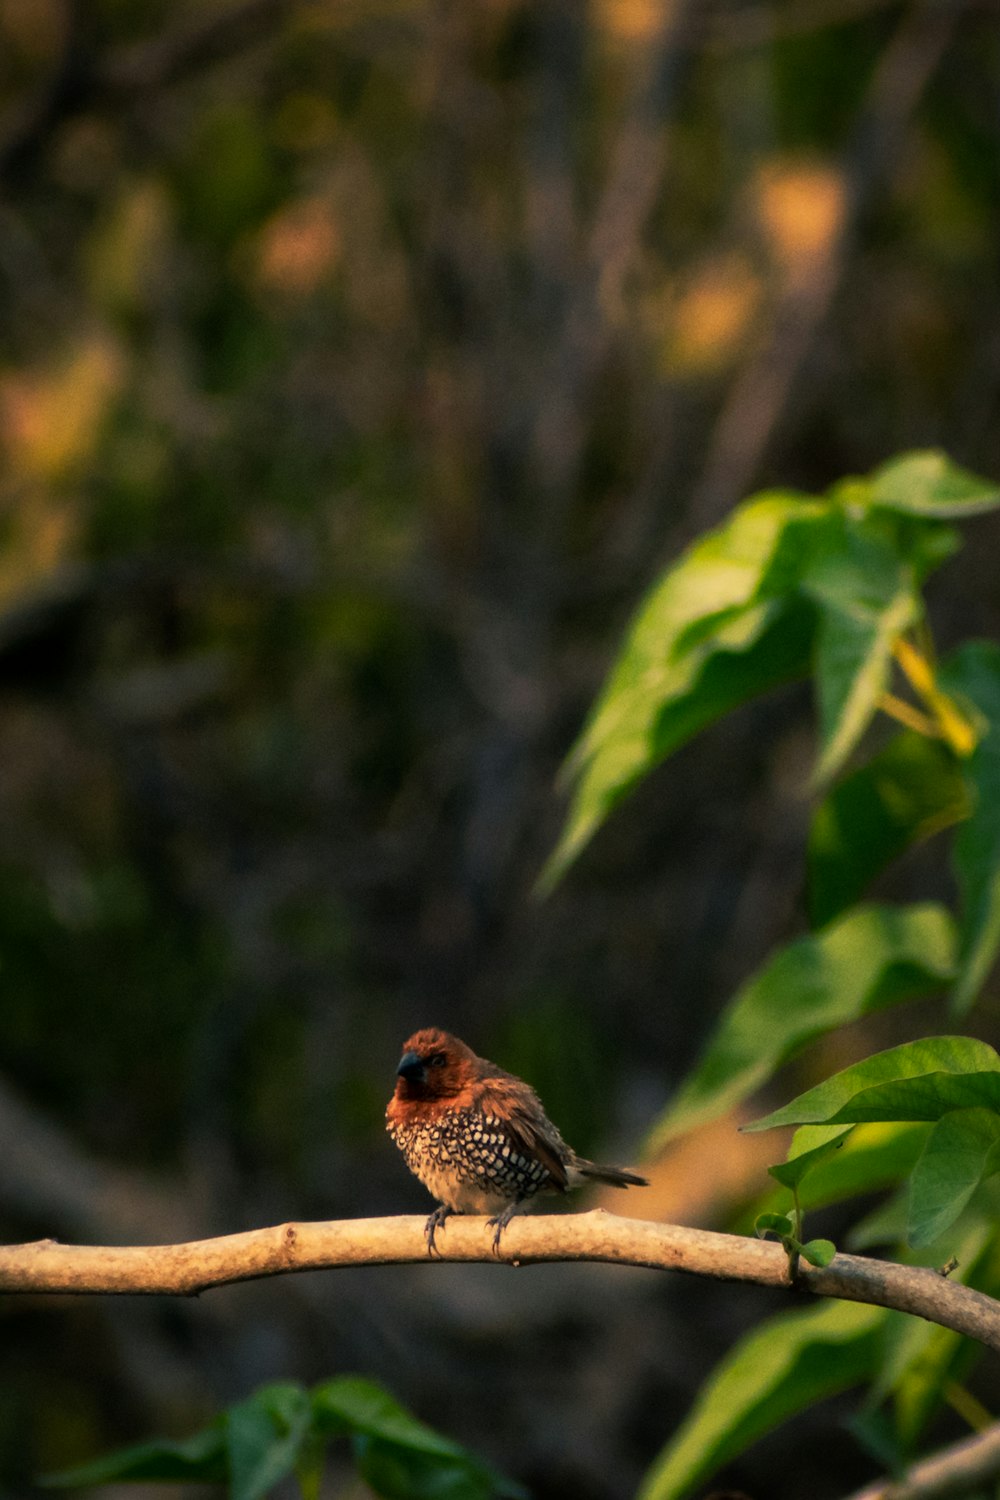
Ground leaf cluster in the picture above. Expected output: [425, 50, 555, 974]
[546, 450, 1000, 1497]
[46, 1377, 523, 1500]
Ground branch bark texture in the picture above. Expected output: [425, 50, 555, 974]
[2, 1212, 999, 1355]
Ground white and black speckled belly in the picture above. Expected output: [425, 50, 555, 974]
[387, 1107, 555, 1212]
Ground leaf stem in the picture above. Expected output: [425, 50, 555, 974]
[877, 692, 942, 739]
[943, 1379, 995, 1434]
[891, 636, 978, 756]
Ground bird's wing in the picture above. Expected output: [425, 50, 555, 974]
[475, 1079, 570, 1190]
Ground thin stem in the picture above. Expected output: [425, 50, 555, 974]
[942, 1379, 995, 1434]
[892, 636, 978, 756]
[878, 691, 942, 739]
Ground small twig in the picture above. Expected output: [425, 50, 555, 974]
[0, 0, 287, 184]
[1, 1213, 999, 1356]
[98, 0, 286, 94]
[707, 0, 906, 53]
[843, 1420, 1000, 1500]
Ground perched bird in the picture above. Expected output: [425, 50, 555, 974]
[386, 1027, 649, 1254]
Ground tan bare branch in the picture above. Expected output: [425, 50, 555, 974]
[1, 1212, 998, 1356]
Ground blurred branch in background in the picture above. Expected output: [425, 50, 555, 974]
[843, 1422, 1000, 1500]
[689, 0, 962, 527]
[0, 1070, 194, 1242]
[0, 0, 289, 180]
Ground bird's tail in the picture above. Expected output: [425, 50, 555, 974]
[576, 1160, 649, 1188]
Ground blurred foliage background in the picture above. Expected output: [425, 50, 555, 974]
[1, 1, 999, 1496]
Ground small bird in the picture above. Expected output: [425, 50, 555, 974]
[386, 1027, 649, 1254]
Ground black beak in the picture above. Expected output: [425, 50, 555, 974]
[396, 1050, 426, 1083]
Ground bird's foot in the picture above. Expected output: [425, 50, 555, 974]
[486, 1202, 520, 1256]
[424, 1204, 453, 1257]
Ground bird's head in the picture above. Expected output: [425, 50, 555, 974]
[392, 1028, 477, 1101]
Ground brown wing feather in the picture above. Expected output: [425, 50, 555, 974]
[471, 1078, 571, 1191]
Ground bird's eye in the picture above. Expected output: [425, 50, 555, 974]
[429, 1052, 447, 1067]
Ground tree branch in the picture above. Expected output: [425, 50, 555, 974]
[843, 1421, 1000, 1500]
[2, 1211, 998, 1353]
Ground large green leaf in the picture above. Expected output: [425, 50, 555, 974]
[745, 1036, 1000, 1132]
[767, 1125, 853, 1191]
[784, 1121, 929, 1211]
[807, 731, 970, 927]
[649, 903, 956, 1148]
[939, 642, 1000, 1012]
[540, 494, 829, 886]
[544, 455, 997, 889]
[635, 1301, 885, 1500]
[868, 450, 1000, 518]
[800, 518, 920, 785]
[735, 1122, 930, 1235]
[227, 1383, 313, 1500]
[848, 1186, 912, 1250]
[907, 1107, 1000, 1248]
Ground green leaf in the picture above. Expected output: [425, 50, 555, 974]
[768, 1126, 853, 1191]
[807, 731, 970, 927]
[734, 1123, 929, 1237]
[889, 1324, 981, 1452]
[746, 1036, 1000, 1133]
[635, 1301, 886, 1500]
[907, 1107, 1000, 1248]
[312, 1378, 470, 1459]
[42, 1423, 227, 1487]
[800, 518, 920, 785]
[799, 1238, 836, 1267]
[312, 1379, 525, 1500]
[226, 1382, 313, 1500]
[939, 642, 1000, 1012]
[755, 1212, 795, 1238]
[868, 450, 1000, 518]
[847, 1406, 908, 1479]
[649, 903, 956, 1147]
[540, 493, 829, 887]
[848, 1187, 911, 1249]
[787, 1122, 928, 1212]
[543, 600, 812, 887]
[354, 1442, 505, 1500]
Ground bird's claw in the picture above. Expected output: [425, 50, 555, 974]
[424, 1205, 453, 1257]
[486, 1205, 519, 1256]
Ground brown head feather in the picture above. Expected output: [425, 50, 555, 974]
[388, 1027, 496, 1109]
